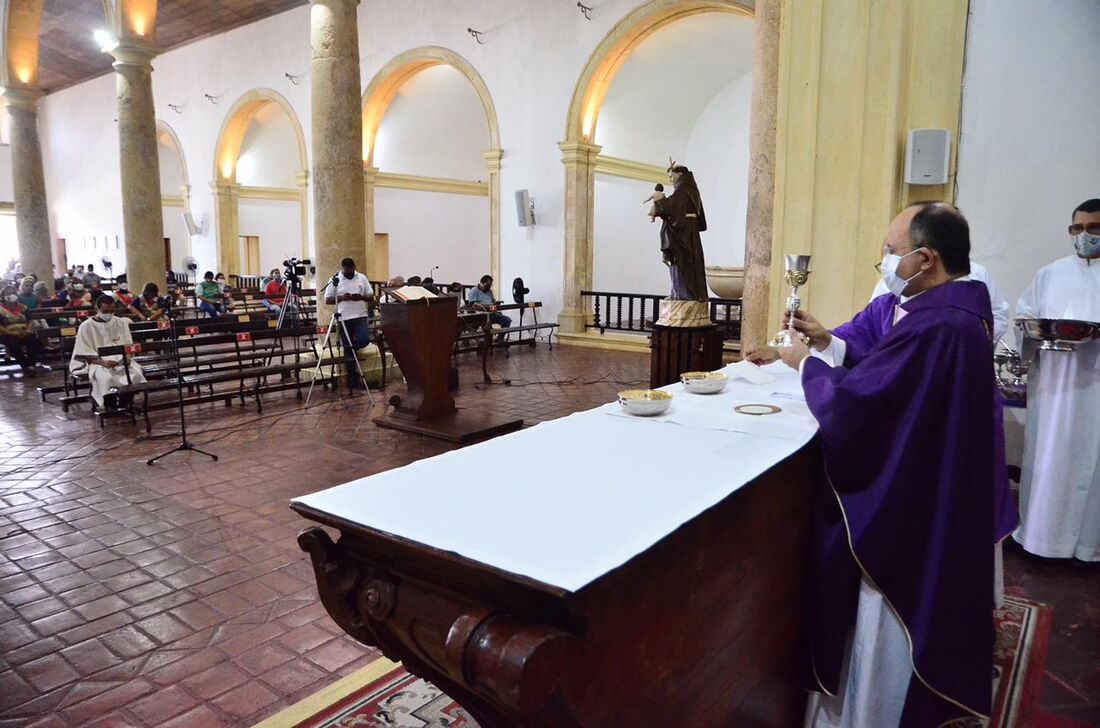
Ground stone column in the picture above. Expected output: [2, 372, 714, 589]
[310, 0, 366, 317]
[211, 181, 241, 278]
[557, 140, 602, 334]
[4, 88, 52, 280]
[362, 164, 379, 279]
[294, 169, 310, 260]
[109, 43, 165, 291]
[483, 149, 503, 286]
[740, 0, 780, 350]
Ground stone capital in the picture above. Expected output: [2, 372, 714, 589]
[309, 0, 361, 6]
[210, 180, 240, 199]
[558, 140, 603, 167]
[108, 41, 158, 69]
[2, 86, 44, 112]
[483, 149, 503, 173]
[362, 165, 380, 184]
[294, 169, 310, 188]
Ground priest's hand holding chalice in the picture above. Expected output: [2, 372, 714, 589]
[744, 254, 826, 370]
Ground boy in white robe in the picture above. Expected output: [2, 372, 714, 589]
[70, 294, 147, 408]
[1014, 198, 1100, 561]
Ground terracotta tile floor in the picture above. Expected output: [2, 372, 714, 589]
[0, 344, 1097, 726]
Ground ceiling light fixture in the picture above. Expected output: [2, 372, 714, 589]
[577, 3, 593, 20]
[204, 93, 219, 105]
[285, 72, 301, 86]
[167, 103, 182, 114]
[467, 27, 486, 45]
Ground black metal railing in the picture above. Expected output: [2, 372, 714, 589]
[581, 290, 742, 341]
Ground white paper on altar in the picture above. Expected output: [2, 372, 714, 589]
[292, 362, 817, 593]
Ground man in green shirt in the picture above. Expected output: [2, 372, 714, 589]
[197, 271, 226, 317]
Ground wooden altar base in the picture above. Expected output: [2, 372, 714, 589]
[374, 409, 524, 444]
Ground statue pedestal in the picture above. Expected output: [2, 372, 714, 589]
[655, 299, 712, 327]
[650, 301, 722, 388]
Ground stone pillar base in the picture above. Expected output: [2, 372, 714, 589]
[655, 299, 711, 328]
[557, 309, 590, 335]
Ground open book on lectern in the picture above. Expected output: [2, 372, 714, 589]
[390, 286, 439, 302]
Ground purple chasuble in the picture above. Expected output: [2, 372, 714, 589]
[802, 281, 1015, 727]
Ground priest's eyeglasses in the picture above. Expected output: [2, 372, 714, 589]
[1069, 223, 1100, 235]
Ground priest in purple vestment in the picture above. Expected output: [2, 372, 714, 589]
[747, 203, 1016, 728]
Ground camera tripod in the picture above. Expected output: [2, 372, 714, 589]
[305, 275, 375, 407]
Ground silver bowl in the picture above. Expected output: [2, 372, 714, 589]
[1016, 317, 1100, 351]
[680, 371, 728, 394]
[617, 389, 673, 416]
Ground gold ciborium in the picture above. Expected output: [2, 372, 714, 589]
[773, 254, 812, 347]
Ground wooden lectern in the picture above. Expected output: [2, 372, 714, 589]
[374, 297, 523, 443]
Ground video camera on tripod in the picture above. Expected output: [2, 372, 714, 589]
[282, 257, 311, 294]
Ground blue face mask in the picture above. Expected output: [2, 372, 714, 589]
[1073, 232, 1100, 258]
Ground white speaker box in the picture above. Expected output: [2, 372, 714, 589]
[182, 211, 201, 236]
[515, 189, 535, 227]
[904, 129, 951, 185]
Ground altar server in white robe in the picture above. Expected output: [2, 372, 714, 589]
[871, 258, 1011, 342]
[70, 294, 147, 408]
[1014, 198, 1100, 561]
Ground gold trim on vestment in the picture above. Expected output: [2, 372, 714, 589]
[824, 464, 990, 722]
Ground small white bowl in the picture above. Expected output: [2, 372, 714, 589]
[680, 371, 728, 394]
[617, 389, 673, 416]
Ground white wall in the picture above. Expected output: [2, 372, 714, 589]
[593, 175, 668, 294]
[373, 64, 489, 180]
[162, 206, 191, 274]
[375, 186, 489, 285]
[238, 198, 302, 275]
[957, 0, 1100, 310]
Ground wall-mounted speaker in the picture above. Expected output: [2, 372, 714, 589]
[515, 189, 536, 227]
[182, 211, 202, 236]
[904, 129, 951, 185]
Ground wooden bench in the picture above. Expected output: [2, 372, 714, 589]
[95, 322, 339, 430]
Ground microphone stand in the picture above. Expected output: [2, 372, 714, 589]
[147, 306, 219, 465]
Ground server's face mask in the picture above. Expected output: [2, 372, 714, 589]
[1073, 231, 1100, 258]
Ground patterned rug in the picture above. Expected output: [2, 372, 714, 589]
[255, 596, 1050, 728]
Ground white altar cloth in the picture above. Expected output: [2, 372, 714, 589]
[292, 361, 818, 592]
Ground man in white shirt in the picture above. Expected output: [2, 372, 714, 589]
[70, 294, 146, 409]
[1013, 197, 1100, 562]
[324, 257, 374, 389]
[870, 258, 1010, 343]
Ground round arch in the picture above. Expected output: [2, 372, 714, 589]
[360, 46, 502, 284]
[557, 0, 757, 336]
[565, 0, 753, 145]
[210, 89, 310, 277]
[155, 120, 189, 189]
[212, 88, 307, 182]
[361, 46, 500, 165]
[155, 119, 193, 269]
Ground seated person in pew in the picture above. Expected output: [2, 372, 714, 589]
[113, 281, 134, 308]
[746, 203, 1013, 728]
[197, 271, 227, 317]
[215, 273, 233, 312]
[466, 274, 511, 343]
[263, 268, 296, 315]
[17, 276, 38, 309]
[127, 283, 167, 322]
[71, 294, 146, 409]
[1, 284, 50, 376]
[66, 282, 91, 308]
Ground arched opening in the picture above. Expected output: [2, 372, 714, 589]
[157, 121, 190, 277]
[361, 47, 501, 286]
[558, 0, 755, 336]
[212, 89, 308, 279]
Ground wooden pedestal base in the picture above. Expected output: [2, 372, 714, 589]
[650, 323, 723, 388]
[374, 409, 523, 444]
